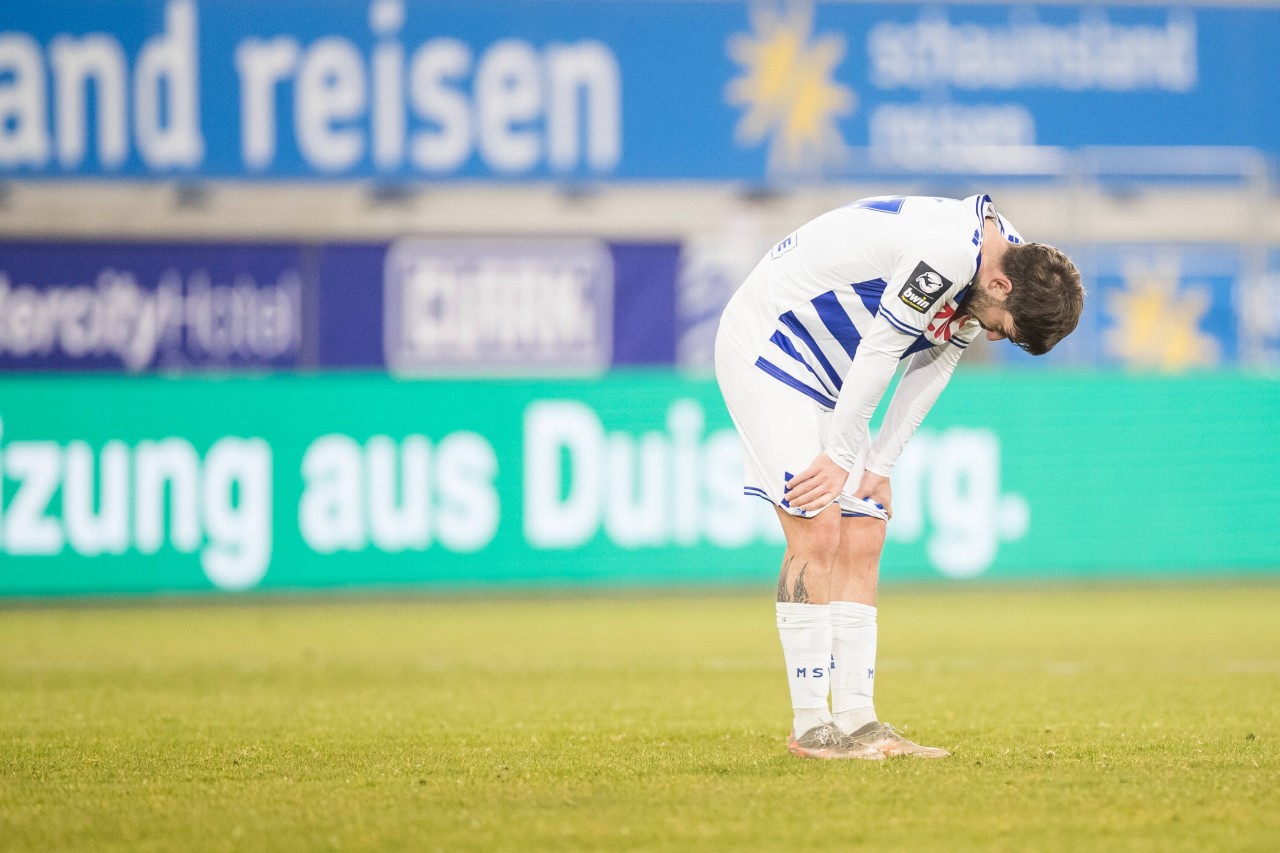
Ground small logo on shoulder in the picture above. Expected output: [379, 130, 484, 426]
[899, 261, 951, 313]
[771, 232, 798, 258]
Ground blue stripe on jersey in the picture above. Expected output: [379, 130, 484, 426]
[852, 197, 907, 214]
[780, 310, 843, 391]
[754, 356, 838, 408]
[770, 330, 837, 397]
[811, 291, 861, 359]
[851, 278, 887, 316]
[1000, 214, 1023, 245]
[878, 307, 918, 336]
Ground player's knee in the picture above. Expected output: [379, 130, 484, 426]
[837, 517, 887, 566]
[784, 507, 840, 562]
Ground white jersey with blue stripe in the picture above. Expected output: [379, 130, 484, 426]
[718, 194, 1023, 475]
[724, 194, 1020, 409]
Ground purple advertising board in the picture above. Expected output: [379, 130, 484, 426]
[0, 242, 308, 371]
[0, 240, 679, 373]
[313, 241, 678, 373]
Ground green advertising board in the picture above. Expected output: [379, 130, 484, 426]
[0, 372, 1276, 596]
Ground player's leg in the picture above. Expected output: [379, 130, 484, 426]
[774, 503, 838, 605]
[773, 505, 881, 759]
[829, 513, 886, 735]
[772, 505, 837, 745]
[715, 325, 882, 759]
[829, 499, 950, 758]
[715, 361, 838, 745]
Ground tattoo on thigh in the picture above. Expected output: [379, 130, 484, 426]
[776, 556, 811, 604]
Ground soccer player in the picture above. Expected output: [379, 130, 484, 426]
[714, 195, 1084, 760]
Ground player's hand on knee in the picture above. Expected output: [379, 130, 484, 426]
[784, 453, 850, 513]
[855, 471, 893, 520]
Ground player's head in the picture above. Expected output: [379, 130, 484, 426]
[969, 242, 1084, 355]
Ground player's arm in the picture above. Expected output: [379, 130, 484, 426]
[864, 340, 965, 477]
[822, 318, 915, 470]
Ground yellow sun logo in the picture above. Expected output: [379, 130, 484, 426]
[1104, 261, 1222, 371]
[726, 2, 855, 175]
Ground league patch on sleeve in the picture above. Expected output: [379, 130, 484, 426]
[898, 261, 952, 314]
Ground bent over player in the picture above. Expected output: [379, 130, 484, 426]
[715, 195, 1084, 760]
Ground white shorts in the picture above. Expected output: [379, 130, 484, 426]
[714, 285, 887, 522]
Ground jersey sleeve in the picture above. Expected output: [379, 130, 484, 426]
[822, 320, 904, 471]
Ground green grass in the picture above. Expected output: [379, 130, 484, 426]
[2, 582, 1278, 852]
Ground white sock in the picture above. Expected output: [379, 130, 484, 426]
[776, 603, 833, 734]
[830, 600, 878, 734]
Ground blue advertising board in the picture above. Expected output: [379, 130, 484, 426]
[1244, 251, 1280, 366]
[2, 1, 1279, 181]
[992, 244, 1244, 370]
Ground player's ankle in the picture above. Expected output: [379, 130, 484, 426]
[793, 708, 833, 735]
[834, 707, 877, 734]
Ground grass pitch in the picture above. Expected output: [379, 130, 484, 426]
[2, 582, 1278, 852]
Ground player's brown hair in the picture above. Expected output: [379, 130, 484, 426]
[1001, 243, 1085, 356]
